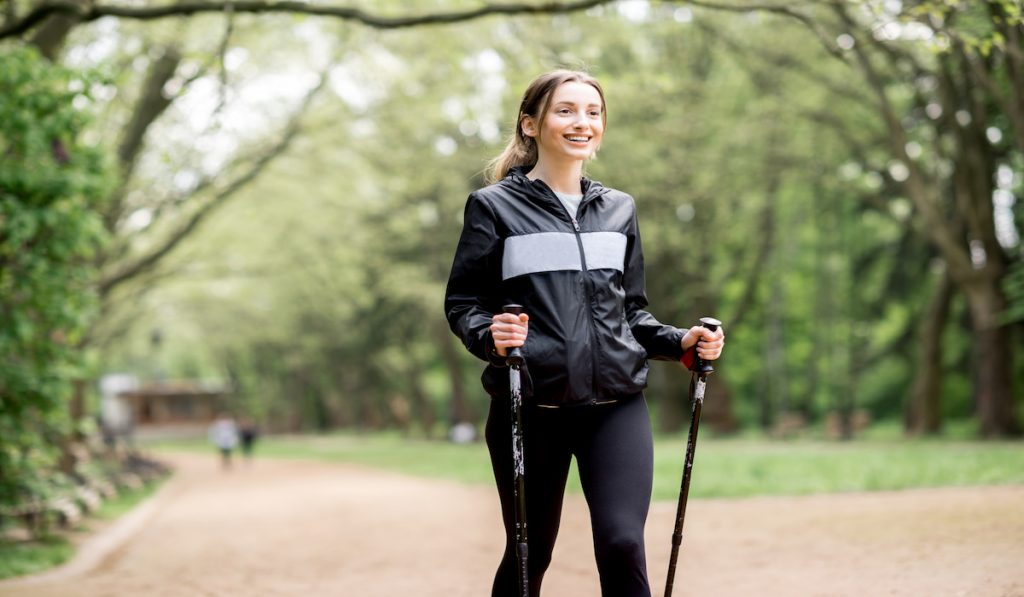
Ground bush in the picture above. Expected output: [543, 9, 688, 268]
[0, 46, 113, 523]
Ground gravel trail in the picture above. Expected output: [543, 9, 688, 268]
[1, 452, 1020, 596]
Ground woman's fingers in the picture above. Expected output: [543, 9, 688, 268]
[696, 327, 725, 360]
[491, 313, 529, 348]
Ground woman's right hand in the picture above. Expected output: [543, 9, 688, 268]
[491, 312, 529, 357]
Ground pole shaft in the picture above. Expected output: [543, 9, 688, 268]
[502, 304, 529, 597]
[664, 317, 720, 597]
[510, 362, 529, 597]
[664, 374, 706, 597]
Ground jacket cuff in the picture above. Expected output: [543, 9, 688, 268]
[485, 333, 508, 368]
[680, 346, 697, 371]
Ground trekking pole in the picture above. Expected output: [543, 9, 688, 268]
[664, 317, 722, 597]
[503, 304, 529, 597]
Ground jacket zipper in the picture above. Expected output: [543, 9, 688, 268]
[537, 178, 606, 404]
[569, 208, 600, 404]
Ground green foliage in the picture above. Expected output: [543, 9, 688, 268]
[91, 4, 1021, 436]
[0, 47, 113, 510]
[1000, 260, 1024, 325]
[908, 0, 1023, 55]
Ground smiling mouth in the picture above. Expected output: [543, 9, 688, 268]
[565, 135, 591, 144]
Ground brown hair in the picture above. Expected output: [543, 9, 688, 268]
[486, 70, 607, 184]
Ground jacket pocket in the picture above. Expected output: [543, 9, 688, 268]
[621, 315, 648, 360]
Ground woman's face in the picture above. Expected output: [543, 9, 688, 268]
[522, 81, 604, 165]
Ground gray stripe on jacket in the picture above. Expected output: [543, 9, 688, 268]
[502, 231, 627, 280]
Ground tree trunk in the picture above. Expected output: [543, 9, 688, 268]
[28, 0, 92, 61]
[963, 280, 1021, 436]
[117, 48, 181, 175]
[58, 379, 88, 475]
[803, 171, 833, 424]
[761, 271, 787, 430]
[702, 374, 738, 433]
[69, 377, 87, 439]
[438, 325, 475, 426]
[656, 365, 686, 434]
[405, 361, 436, 438]
[906, 270, 954, 435]
[100, 46, 182, 232]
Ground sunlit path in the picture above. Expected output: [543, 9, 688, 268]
[1, 452, 1021, 596]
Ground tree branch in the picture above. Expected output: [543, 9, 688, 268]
[98, 68, 329, 298]
[831, 3, 975, 279]
[1, 0, 614, 39]
[725, 165, 778, 330]
[27, 0, 91, 59]
[698, 17, 875, 111]
[211, 1, 236, 124]
[102, 46, 182, 232]
[683, 0, 847, 60]
[958, 41, 1024, 153]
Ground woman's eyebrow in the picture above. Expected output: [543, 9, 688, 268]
[552, 100, 603, 108]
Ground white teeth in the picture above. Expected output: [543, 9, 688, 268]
[567, 136, 589, 142]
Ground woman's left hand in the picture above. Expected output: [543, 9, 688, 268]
[681, 325, 725, 361]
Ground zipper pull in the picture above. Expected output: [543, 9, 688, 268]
[571, 217, 580, 232]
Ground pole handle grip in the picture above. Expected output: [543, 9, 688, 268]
[695, 317, 722, 375]
[503, 304, 525, 366]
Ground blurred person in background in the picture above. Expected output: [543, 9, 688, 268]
[239, 418, 259, 462]
[208, 412, 239, 470]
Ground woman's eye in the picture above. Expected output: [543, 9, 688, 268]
[557, 109, 571, 115]
[589, 111, 601, 117]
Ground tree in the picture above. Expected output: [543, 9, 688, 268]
[689, 0, 1022, 435]
[0, 0, 628, 437]
[0, 46, 112, 512]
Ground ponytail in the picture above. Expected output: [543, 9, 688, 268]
[486, 126, 538, 184]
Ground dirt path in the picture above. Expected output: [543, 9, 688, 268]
[1, 452, 1021, 597]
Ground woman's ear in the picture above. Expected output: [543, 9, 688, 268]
[520, 115, 538, 139]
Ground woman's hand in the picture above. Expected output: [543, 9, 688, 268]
[681, 325, 725, 361]
[491, 312, 529, 357]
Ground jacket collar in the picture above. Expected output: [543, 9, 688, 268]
[506, 166, 609, 201]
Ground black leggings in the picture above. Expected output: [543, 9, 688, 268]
[486, 395, 654, 597]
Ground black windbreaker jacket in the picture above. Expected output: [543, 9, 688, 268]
[444, 167, 687, 406]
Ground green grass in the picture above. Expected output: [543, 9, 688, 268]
[93, 479, 164, 521]
[0, 478, 167, 581]
[0, 535, 74, 581]
[147, 431, 1024, 501]
[652, 438, 1024, 499]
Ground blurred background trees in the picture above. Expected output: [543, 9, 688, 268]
[1, 0, 1021, 490]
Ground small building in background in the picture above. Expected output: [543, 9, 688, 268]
[101, 375, 232, 440]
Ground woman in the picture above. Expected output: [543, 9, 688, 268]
[444, 70, 725, 597]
